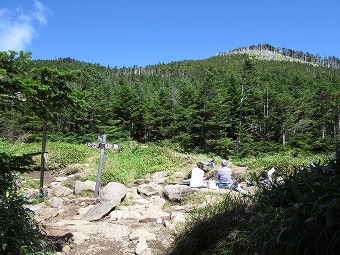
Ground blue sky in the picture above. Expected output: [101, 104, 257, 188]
[1, 0, 339, 67]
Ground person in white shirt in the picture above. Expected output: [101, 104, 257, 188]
[190, 162, 207, 188]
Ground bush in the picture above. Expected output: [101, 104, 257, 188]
[0, 152, 51, 255]
[256, 159, 340, 254]
[167, 158, 340, 255]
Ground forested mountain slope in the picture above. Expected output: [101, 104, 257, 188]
[2, 45, 339, 157]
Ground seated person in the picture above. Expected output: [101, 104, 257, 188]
[216, 159, 234, 189]
[216, 159, 247, 194]
[190, 162, 207, 188]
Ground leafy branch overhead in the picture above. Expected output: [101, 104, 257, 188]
[23, 66, 82, 120]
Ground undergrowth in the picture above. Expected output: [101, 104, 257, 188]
[167, 158, 340, 255]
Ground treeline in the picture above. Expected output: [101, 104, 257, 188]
[1, 48, 340, 157]
[222, 43, 340, 69]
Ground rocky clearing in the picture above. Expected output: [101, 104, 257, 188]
[24, 166, 249, 255]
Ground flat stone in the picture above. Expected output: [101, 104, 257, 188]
[82, 200, 118, 221]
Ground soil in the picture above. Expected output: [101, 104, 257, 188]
[43, 214, 174, 255]
[27, 170, 177, 255]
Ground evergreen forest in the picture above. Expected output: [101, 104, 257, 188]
[1, 44, 340, 157]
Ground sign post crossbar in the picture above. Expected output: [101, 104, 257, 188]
[86, 134, 120, 198]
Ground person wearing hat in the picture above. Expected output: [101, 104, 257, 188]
[216, 159, 233, 189]
[216, 159, 248, 194]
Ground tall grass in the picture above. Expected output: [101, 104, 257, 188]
[86, 141, 197, 186]
[0, 141, 96, 167]
[167, 158, 340, 255]
[0, 140, 202, 186]
[234, 152, 326, 176]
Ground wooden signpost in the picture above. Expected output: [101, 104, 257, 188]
[86, 134, 120, 198]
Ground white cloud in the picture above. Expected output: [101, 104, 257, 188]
[32, 0, 50, 26]
[0, 1, 51, 51]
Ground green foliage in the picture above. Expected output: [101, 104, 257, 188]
[86, 141, 189, 186]
[2, 49, 339, 157]
[0, 50, 32, 111]
[234, 152, 325, 175]
[0, 141, 94, 167]
[167, 158, 340, 255]
[45, 142, 92, 166]
[255, 160, 340, 254]
[0, 151, 50, 255]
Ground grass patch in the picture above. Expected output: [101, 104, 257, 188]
[0, 141, 97, 167]
[78, 189, 95, 197]
[234, 152, 326, 176]
[86, 141, 206, 186]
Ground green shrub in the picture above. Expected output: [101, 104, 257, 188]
[256, 159, 340, 254]
[0, 151, 51, 255]
[168, 158, 340, 255]
[42, 142, 92, 166]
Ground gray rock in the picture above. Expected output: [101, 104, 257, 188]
[171, 211, 187, 223]
[111, 209, 143, 221]
[137, 182, 162, 197]
[163, 185, 194, 202]
[134, 179, 151, 185]
[122, 210, 143, 220]
[152, 171, 169, 184]
[152, 197, 166, 210]
[153, 171, 169, 178]
[26, 202, 45, 212]
[51, 184, 73, 197]
[78, 205, 95, 215]
[50, 197, 63, 208]
[173, 172, 184, 178]
[142, 248, 153, 255]
[82, 200, 118, 221]
[72, 232, 89, 244]
[140, 210, 170, 223]
[35, 207, 60, 220]
[129, 229, 156, 241]
[136, 236, 148, 255]
[55, 176, 68, 182]
[110, 210, 123, 221]
[101, 182, 127, 203]
[74, 180, 96, 195]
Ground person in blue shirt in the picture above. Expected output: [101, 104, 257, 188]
[216, 159, 248, 194]
[216, 159, 233, 189]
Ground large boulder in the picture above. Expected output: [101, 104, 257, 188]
[163, 184, 194, 202]
[101, 182, 127, 203]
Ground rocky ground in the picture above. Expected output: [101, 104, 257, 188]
[24, 166, 250, 255]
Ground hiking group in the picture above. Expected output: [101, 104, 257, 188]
[189, 159, 248, 194]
